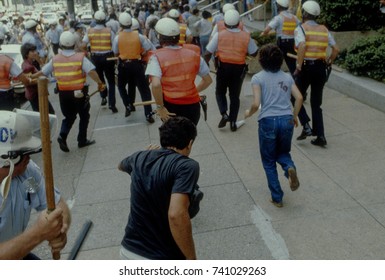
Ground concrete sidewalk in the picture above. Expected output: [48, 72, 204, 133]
[28, 66, 385, 260]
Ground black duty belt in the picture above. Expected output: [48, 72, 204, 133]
[304, 59, 326, 66]
[0, 89, 13, 94]
[278, 38, 294, 43]
[91, 52, 113, 56]
[121, 59, 141, 63]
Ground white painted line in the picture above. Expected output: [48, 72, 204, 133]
[250, 205, 290, 260]
[94, 123, 144, 131]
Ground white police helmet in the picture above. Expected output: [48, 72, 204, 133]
[222, 3, 235, 13]
[59, 31, 76, 47]
[94, 10, 106, 21]
[24, 19, 38, 29]
[131, 18, 140, 30]
[0, 110, 42, 167]
[119, 12, 132, 26]
[302, 0, 321, 16]
[224, 9, 240, 26]
[49, 19, 57, 26]
[276, 0, 289, 8]
[155, 18, 180, 36]
[168, 9, 180, 19]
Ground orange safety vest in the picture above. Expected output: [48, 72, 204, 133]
[216, 20, 245, 33]
[142, 47, 153, 64]
[217, 29, 249, 65]
[178, 23, 187, 45]
[154, 47, 200, 105]
[280, 13, 297, 37]
[118, 31, 142, 60]
[302, 23, 329, 60]
[53, 53, 86, 91]
[88, 27, 112, 52]
[182, 43, 201, 56]
[0, 55, 12, 90]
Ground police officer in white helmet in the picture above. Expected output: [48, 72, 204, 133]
[22, 19, 47, 67]
[293, 0, 339, 147]
[205, 10, 257, 131]
[82, 10, 117, 113]
[210, 3, 248, 37]
[112, 13, 155, 122]
[145, 18, 212, 125]
[261, 0, 300, 74]
[167, 8, 193, 45]
[34, 31, 106, 152]
[0, 110, 71, 259]
[45, 20, 61, 55]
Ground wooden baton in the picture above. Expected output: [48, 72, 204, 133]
[106, 57, 119, 61]
[37, 77, 60, 260]
[133, 100, 156, 106]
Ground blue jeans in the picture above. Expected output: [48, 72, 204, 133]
[271, 0, 278, 17]
[258, 115, 296, 203]
[199, 34, 210, 55]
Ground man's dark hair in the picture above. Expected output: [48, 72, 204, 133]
[159, 34, 180, 46]
[184, 5, 190, 12]
[21, 43, 37, 60]
[159, 116, 197, 149]
[301, 10, 317, 21]
[202, 10, 211, 19]
[69, 20, 76, 29]
[192, 8, 199, 15]
[148, 18, 158, 29]
[258, 43, 283, 73]
[109, 13, 117, 20]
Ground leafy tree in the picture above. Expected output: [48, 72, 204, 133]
[318, 0, 385, 31]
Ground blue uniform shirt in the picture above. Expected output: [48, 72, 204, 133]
[0, 161, 61, 243]
[22, 31, 47, 58]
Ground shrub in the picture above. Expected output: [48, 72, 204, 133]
[344, 36, 385, 82]
[318, 0, 385, 31]
[250, 31, 276, 47]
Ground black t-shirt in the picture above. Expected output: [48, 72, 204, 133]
[120, 148, 200, 260]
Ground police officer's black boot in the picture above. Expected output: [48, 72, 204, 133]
[297, 123, 312, 140]
[218, 113, 229, 128]
[57, 135, 70, 152]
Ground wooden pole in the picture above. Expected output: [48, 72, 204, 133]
[38, 76, 60, 260]
[133, 100, 156, 106]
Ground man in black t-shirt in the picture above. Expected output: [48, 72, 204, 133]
[119, 117, 200, 260]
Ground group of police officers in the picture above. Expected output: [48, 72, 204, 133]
[0, 0, 338, 151]
[0, 0, 340, 259]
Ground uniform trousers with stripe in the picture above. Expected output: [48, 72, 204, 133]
[117, 60, 152, 116]
[91, 53, 116, 108]
[58, 90, 90, 145]
[215, 62, 247, 122]
[295, 60, 327, 138]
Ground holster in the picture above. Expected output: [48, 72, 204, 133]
[82, 84, 89, 95]
[214, 57, 220, 70]
[325, 64, 332, 82]
[240, 64, 248, 80]
[188, 184, 204, 219]
[199, 95, 207, 121]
